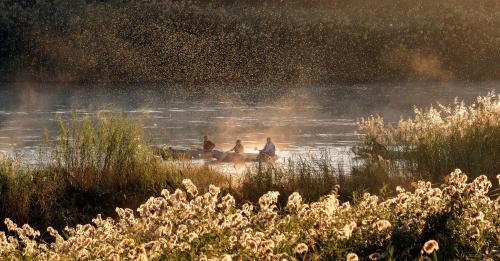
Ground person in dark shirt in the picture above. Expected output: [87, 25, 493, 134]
[203, 135, 215, 152]
[228, 139, 244, 154]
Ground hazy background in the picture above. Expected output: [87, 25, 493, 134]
[1, 0, 500, 86]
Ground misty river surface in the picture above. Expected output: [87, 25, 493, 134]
[0, 82, 499, 169]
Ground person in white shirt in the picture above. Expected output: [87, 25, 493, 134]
[260, 137, 276, 157]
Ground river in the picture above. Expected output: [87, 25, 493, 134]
[0, 82, 498, 170]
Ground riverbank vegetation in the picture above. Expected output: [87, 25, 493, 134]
[236, 152, 410, 205]
[358, 92, 500, 182]
[0, 93, 499, 259]
[236, 92, 500, 206]
[1, 170, 499, 260]
[0, 113, 391, 233]
[2, 0, 500, 85]
[0, 113, 231, 232]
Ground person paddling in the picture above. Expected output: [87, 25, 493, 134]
[203, 135, 215, 152]
[228, 139, 244, 154]
[259, 137, 276, 158]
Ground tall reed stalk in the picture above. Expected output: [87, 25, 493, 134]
[50, 112, 157, 190]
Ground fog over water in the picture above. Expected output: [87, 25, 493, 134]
[0, 82, 498, 167]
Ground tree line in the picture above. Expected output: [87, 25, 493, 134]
[1, 0, 499, 85]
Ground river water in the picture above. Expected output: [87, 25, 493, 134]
[0, 82, 498, 169]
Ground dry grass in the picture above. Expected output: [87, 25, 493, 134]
[235, 151, 412, 205]
[358, 92, 500, 182]
[236, 152, 344, 204]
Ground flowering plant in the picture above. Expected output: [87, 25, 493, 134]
[1, 170, 498, 260]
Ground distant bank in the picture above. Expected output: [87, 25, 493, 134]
[1, 0, 499, 86]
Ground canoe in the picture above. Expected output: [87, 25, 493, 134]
[151, 146, 201, 159]
[152, 146, 277, 163]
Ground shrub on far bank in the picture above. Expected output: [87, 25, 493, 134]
[2, 0, 500, 84]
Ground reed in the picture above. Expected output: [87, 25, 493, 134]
[51, 113, 146, 189]
[0, 154, 32, 224]
[236, 152, 341, 204]
[359, 92, 500, 181]
[0, 113, 231, 231]
[236, 151, 412, 205]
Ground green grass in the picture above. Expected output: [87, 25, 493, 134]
[0, 113, 231, 232]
